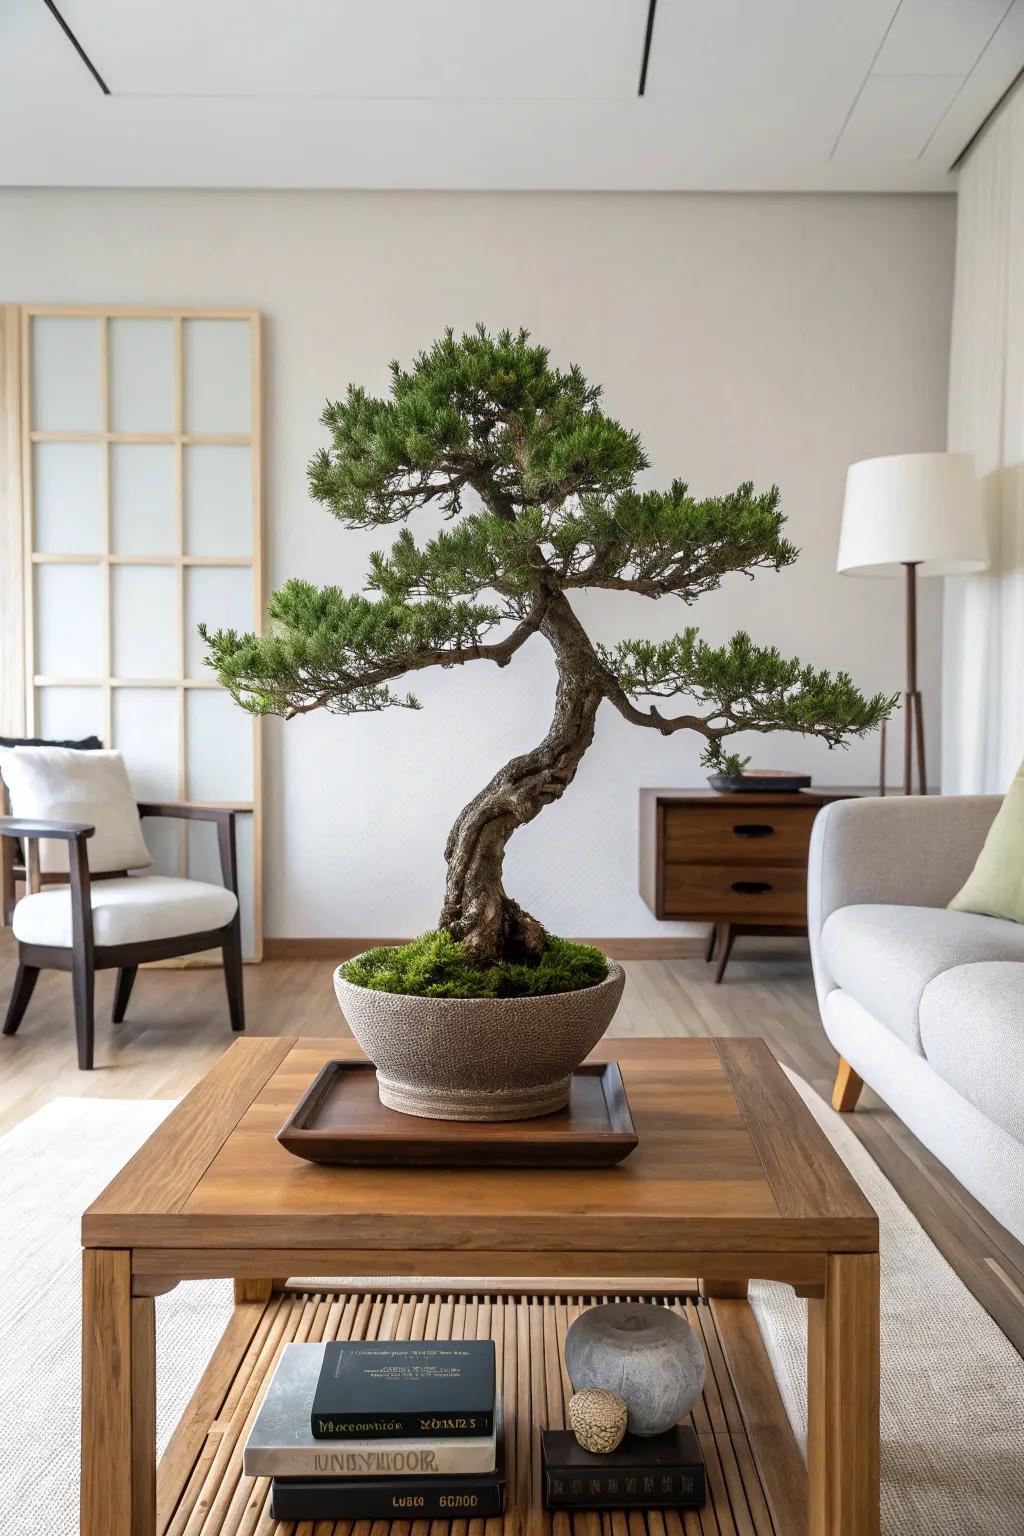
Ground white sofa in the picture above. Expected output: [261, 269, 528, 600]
[808, 794, 1024, 1244]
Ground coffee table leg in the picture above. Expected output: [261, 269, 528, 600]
[132, 1295, 157, 1535]
[807, 1252, 880, 1536]
[81, 1249, 156, 1536]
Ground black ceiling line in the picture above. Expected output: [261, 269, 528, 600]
[41, 0, 110, 95]
[951, 60, 1024, 169]
[638, 0, 658, 96]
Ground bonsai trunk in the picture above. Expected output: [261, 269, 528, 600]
[440, 592, 604, 968]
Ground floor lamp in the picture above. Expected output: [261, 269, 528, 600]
[837, 452, 987, 796]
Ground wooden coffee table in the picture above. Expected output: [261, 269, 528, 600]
[81, 1036, 879, 1536]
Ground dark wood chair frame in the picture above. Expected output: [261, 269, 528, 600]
[0, 802, 244, 1070]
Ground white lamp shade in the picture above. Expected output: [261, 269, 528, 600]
[837, 451, 988, 578]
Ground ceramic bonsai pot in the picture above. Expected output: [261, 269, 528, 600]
[334, 958, 626, 1121]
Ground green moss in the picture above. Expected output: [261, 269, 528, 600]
[342, 930, 609, 1000]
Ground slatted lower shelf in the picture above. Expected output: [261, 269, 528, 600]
[159, 1287, 807, 1536]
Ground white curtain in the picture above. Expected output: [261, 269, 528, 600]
[943, 81, 1024, 792]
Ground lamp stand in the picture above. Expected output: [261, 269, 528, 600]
[879, 560, 927, 797]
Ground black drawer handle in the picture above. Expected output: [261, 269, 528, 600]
[731, 880, 773, 894]
[732, 823, 774, 838]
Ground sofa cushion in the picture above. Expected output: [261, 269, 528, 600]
[12, 875, 237, 948]
[820, 903, 1024, 1053]
[949, 765, 1024, 924]
[919, 963, 1024, 1143]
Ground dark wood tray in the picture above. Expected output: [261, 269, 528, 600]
[277, 1060, 638, 1168]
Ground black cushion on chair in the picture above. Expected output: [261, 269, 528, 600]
[0, 735, 102, 750]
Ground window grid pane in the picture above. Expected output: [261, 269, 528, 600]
[25, 308, 263, 958]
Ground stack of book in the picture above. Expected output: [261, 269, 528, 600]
[542, 1425, 706, 1511]
[244, 1337, 504, 1522]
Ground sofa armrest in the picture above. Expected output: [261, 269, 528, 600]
[807, 794, 1001, 1010]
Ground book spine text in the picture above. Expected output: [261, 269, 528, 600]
[543, 1467, 705, 1509]
[271, 1479, 506, 1521]
[312, 1410, 493, 1439]
[244, 1441, 497, 1478]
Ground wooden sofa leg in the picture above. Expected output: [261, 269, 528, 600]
[3, 962, 39, 1035]
[832, 1057, 864, 1113]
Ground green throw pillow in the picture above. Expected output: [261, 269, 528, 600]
[949, 767, 1024, 923]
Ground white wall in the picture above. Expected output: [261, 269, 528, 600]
[0, 190, 955, 939]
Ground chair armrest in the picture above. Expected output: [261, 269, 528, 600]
[1, 821, 95, 925]
[0, 816, 93, 944]
[137, 802, 234, 826]
[0, 816, 94, 841]
[137, 803, 238, 896]
[807, 794, 1001, 1010]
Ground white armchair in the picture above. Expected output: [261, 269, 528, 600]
[0, 747, 244, 1070]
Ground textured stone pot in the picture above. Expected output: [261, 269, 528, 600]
[565, 1302, 706, 1436]
[334, 957, 625, 1121]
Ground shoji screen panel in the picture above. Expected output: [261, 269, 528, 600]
[22, 307, 263, 960]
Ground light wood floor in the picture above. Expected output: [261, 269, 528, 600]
[3, 929, 1023, 1356]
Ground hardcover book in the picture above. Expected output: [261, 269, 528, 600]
[541, 1426, 705, 1510]
[311, 1338, 495, 1438]
[270, 1471, 507, 1521]
[243, 1344, 498, 1477]
[271, 1423, 505, 1525]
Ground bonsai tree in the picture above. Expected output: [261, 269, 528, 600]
[203, 328, 891, 977]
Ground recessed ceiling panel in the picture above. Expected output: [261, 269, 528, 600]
[2, 0, 1024, 188]
[835, 74, 964, 159]
[61, 0, 649, 99]
[924, 0, 1024, 167]
[644, 0, 900, 155]
[874, 0, 1011, 76]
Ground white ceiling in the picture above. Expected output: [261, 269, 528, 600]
[1, 0, 1022, 191]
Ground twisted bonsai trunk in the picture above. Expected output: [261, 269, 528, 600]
[440, 592, 604, 967]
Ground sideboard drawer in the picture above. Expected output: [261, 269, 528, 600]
[663, 804, 818, 864]
[662, 863, 807, 919]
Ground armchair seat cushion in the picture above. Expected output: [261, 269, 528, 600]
[919, 963, 1024, 1142]
[820, 903, 1024, 1053]
[12, 875, 237, 949]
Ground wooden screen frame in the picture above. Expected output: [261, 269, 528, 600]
[15, 304, 264, 960]
[0, 306, 24, 738]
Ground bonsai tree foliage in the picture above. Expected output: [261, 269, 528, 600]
[203, 328, 891, 972]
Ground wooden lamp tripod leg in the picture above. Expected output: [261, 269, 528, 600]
[903, 562, 927, 797]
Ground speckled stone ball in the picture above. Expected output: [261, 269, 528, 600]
[565, 1303, 706, 1437]
[568, 1389, 628, 1454]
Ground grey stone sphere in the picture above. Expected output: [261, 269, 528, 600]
[564, 1303, 706, 1437]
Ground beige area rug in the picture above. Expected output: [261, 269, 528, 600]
[0, 1084, 1022, 1536]
[750, 1072, 1024, 1535]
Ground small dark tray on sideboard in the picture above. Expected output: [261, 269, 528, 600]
[277, 1060, 638, 1168]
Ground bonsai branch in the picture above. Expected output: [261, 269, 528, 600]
[283, 595, 549, 718]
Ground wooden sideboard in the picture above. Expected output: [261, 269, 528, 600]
[639, 786, 861, 982]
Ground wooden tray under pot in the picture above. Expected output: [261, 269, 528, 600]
[277, 1059, 639, 1167]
